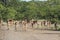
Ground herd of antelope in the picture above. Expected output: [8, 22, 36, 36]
[0, 19, 52, 31]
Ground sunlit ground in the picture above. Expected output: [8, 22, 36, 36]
[0, 22, 60, 40]
[0, 28, 60, 40]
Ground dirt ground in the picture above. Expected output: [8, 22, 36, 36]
[0, 22, 60, 40]
[0, 29, 60, 40]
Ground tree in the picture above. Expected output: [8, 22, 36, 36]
[0, 3, 5, 20]
[6, 7, 16, 19]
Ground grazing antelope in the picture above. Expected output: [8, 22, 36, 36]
[0, 20, 2, 29]
[31, 20, 38, 28]
[15, 21, 17, 31]
[22, 20, 27, 31]
[19, 21, 22, 27]
[7, 19, 14, 30]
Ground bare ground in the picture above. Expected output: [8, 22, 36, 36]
[0, 22, 60, 40]
[0, 29, 60, 40]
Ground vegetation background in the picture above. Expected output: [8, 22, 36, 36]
[0, 0, 60, 23]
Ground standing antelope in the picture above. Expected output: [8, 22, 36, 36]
[22, 20, 27, 31]
[7, 19, 14, 30]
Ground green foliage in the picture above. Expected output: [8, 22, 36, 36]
[0, 4, 5, 19]
[0, 0, 60, 23]
[6, 7, 16, 19]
